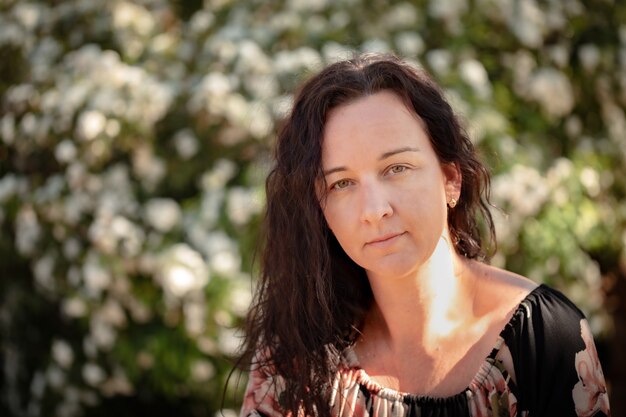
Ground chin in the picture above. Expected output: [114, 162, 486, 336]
[364, 256, 426, 281]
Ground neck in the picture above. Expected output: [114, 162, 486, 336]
[363, 236, 478, 349]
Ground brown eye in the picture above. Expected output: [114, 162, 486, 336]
[389, 165, 408, 174]
[331, 179, 351, 190]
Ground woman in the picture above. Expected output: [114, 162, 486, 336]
[237, 53, 610, 417]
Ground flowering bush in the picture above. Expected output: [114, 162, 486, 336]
[1, 0, 624, 416]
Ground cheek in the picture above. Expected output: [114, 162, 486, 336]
[322, 204, 344, 233]
[322, 204, 357, 251]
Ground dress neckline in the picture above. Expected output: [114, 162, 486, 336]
[341, 283, 546, 404]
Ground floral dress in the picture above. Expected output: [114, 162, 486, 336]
[240, 285, 611, 417]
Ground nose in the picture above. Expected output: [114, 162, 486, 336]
[359, 180, 393, 223]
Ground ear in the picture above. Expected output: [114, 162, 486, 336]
[442, 162, 462, 203]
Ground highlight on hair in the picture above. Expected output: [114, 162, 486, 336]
[236, 53, 495, 417]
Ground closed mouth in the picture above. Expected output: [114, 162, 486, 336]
[366, 232, 404, 245]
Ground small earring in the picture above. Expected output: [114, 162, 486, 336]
[448, 198, 457, 208]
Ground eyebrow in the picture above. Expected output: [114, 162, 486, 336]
[322, 146, 420, 177]
[379, 146, 420, 160]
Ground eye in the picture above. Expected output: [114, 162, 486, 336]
[388, 165, 408, 174]
[330, 179, 352, 190]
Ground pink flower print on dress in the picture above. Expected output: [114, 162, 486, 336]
[469, 360, 518, 417]
[572, 319, 610, 417]
[240, 352, 286, 417]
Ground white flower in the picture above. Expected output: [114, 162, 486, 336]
[459, 59, 491, 98]
[270, 94, 294, 119]
[426, 49, 453, 76]
[247, 102, 273, 138]
[97, 299, 127, 328]
[157, 244, 209, 298]
[16, 205, 41, 256]
[20, 113, 38, 138]
[88, 214, 116, 254]
[63, 238, 82, 260]
[198, 189, 224, 228]
[382, 3, 418, 29]
[217, 327, 241, 356]
[46, 365, 66, 390]
[579, 44, 601, 73]
[0, 174, 18, 203]
[361, 38, 391, 54]
[127, 296, 152, 323]
[90, 315, 117, 350]
[548, 44, 570, 68]
[189, 10, 215, 34]
[509, 50, 537, 94]
[226, 186, 263, 226]
[1, 113, 16, 144]
[105, 119, 120, 137]
[112, 2, 155, 36]
[528, 68, 575, 118]
[469, 107, 508, 142]
[565, 116, 583, 138]
[205, 37, 238, 65]
[190, 360, 215, 382]
[236, 40, 272, 74]
[546, 157, 574, 189]
[82, 363, 106, 387]
[429, 0, 467, 19]
[224, 93, 249, 128]
[62, 297, 88, 319]
[229, 278, 253, 317]
[202, 72, 232, 96]
[200, 159, 238, 191]
[30, 371, 46, 399]
[580, 167, 601, 197]
[33, 254, 56, 293]
[172, 129, 199, 160]
[82, 252, 111, 297]
[201, 231, 241, 277]
[288, 0, 328, 12]
[34, 175, 65, 204]
[111, 215, 145, 256]
[322, 42, 354, 64]
[76, 110, 107, 141]
[6, 83, 37, 109]
[273, 47, 322, 74]
[395, 32, 425, 57]
[83, 336, 98, 359]
[100, 368, 134, 396]
[13, 2, 44, 31]
[444, 89, 470, 119]
[144, 198, 182, 233]
[492, 164, 550, 217]
[132, 145, 166, 190]
[244, 74, 279, 100]
[55, 139, 78, 164]
[184, 300, 206, 336]
[506, 0, 545, 48]
[52, 340, 74, 369]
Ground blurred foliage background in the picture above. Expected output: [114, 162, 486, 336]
[0, 0, 624, 416]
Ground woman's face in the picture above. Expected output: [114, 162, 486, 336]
[319, 90, 461, 281]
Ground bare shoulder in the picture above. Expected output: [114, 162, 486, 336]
[470, 262, 539, 316]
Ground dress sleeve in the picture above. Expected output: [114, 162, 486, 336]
[239, 349, 286, 417]
[504, 285, 611, 417]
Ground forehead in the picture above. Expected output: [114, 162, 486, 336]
[321, 90, 431, 164]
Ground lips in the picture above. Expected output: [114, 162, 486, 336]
[366, 232, 405, 246]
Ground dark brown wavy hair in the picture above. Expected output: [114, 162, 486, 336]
[237, 53, 495, 417]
